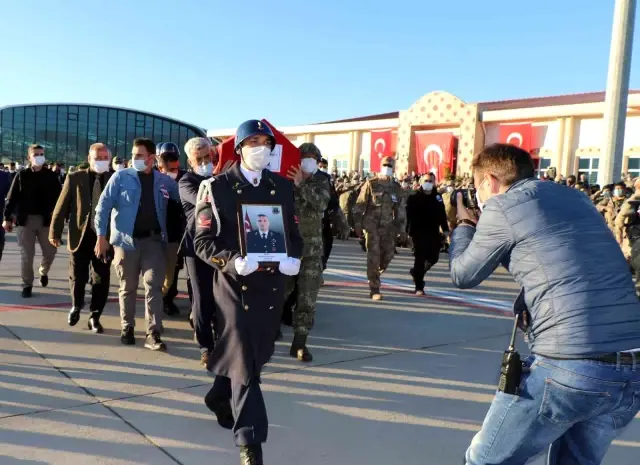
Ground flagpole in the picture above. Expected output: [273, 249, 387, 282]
[602, 0, 636, 184]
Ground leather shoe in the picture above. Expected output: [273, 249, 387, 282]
[204, 388, 234, 429]
[88, 317, 104, 334]
[68, 307, 81, 326]
[21, 287, 32, 298]
[40, 275, 49, 287]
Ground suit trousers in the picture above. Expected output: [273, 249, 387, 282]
[16, 215, 57, 288]
[0, 226, 4, 263]
[410, 235, 441, 291]
[113, 236, 166, 334]
[69, 229, 111, 314]
[185, 256, 216, 353]
[208, 375, 268, 446]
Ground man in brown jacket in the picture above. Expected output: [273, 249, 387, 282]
[49, 143, 113, 333]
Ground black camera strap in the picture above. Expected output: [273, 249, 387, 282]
[508, 314, 520, 352]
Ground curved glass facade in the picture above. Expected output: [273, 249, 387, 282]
[0, 104, 207, 166]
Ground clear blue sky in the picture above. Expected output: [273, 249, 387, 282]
[1, 0, 639, 131]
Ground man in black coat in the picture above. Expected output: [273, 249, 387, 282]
[406, 173, 449, 295]
[194, 120, 303, 465]
[179, 136, 226, 366]
[246, 215, 286, 254]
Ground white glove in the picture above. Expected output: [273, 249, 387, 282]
[234, 256, 259, 276]
[279, 257, 301, 276]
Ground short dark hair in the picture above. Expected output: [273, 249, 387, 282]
[567, 175, 577, 184]
[257, 214, 267, 218]
[133, 138, 156, 155]
[471, 143, 534, 186]
[28, 144, 44, 154]
[158, 152, 179, 165]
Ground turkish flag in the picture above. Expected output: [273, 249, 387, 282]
[414, 132, 455, 181]
[215, 119, 301, 178]
[498, 124, 532, 153]
[244, 212, 253, 232]
[370, 130, 393, 173]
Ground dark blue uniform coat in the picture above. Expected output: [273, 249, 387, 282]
[194, 163, 303, 384]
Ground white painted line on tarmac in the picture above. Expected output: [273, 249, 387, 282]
[324, 268, 512, 312]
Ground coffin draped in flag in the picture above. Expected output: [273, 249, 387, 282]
[369, 130, 393, 173]
[215, 119, 301, 178]
[498, 123, 533, 153]
[413, 132, 456, 180]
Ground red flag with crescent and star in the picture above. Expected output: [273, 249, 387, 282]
[498, 124, 532, 153]
[413, 132, 455, 181]
[370, 130, 393, 173]
[244, 212, 253, 233]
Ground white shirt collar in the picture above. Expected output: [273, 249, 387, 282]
[240, 164, 262, 187]
[259, 230, 269, 236]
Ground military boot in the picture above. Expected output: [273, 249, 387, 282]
[290, 334, 313, 362]
[240, 445, 263, 465]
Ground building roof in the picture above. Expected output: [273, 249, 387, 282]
[0, 102, 207, 135]
[314, 90, 640, 125]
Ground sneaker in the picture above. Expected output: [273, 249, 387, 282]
[21, 287, 32, 298]
[145, 332, 167, 351]
[40, 275, 49, 288]
[120, 327, 135, 345]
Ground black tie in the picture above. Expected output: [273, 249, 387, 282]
[89, 175, 102, 232]
[262, 234, 266, 240]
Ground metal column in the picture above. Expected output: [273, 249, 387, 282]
[602, 0, 636, 184]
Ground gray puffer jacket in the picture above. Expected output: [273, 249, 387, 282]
[450, 178, 640, 357]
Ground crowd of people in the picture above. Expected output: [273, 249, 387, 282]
[1, 130, 640, 464]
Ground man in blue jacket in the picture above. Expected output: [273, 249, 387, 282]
[95, 138, 180, 351]
[450, 143, 640, 465]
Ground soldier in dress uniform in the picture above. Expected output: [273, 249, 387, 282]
[194, 119, 303, 465]
[353, 156, 406, 300]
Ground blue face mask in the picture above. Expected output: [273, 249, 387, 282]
[132, 159, 147, 172]
[197, 162, 213, 177]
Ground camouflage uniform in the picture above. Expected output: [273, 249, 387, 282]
[284, 172, 330, 336]
[353, 158, 406, 299]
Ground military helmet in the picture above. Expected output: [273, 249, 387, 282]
[157, 142, 180, 157]
[234, 120, 276, 154]
[298, 142, 322, 161]
[381, 156, 395, 168]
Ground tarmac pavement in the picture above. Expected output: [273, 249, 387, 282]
[0, 233, 637, 464]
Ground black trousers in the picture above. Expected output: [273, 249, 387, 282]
[165, 260, 181, 303]
[410, 235, 441, 291]
[322, 220, 333, 270]
[208, 375, 268, 446]
[69, 229, 111, 315]
[0, 226, 4, 263]
[185, 256, 216, 353]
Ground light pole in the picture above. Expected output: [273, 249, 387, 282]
[602, 0, 636, 184]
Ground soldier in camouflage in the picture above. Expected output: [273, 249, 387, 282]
[353, 156, 406, 300]
[284, 143, 331, 362]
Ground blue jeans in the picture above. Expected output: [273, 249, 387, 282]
[466, 354, 640, 465]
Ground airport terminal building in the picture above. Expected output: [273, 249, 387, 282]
[0, 104, 208, 166]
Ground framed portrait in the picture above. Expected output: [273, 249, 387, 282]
[238, 201, 290, 266]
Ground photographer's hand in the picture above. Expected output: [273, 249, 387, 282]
[456, 193, 479, 224]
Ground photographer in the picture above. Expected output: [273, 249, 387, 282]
[450, 143, 640, 465]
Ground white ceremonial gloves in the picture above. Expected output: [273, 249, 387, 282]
[279, 257, 301, 276]
[234, 256, 259, 276]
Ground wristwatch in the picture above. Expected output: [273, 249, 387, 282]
[457, 219, 476, 228]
